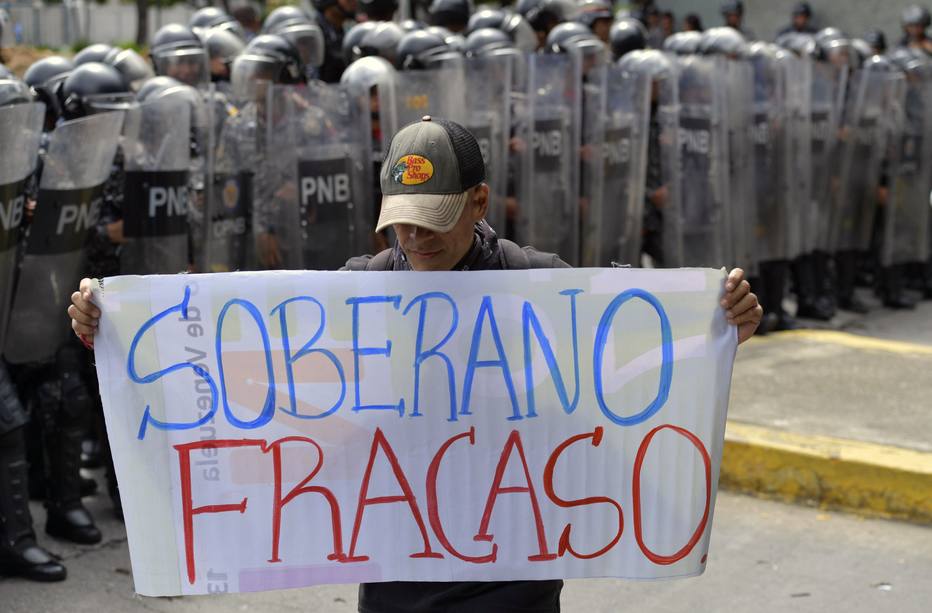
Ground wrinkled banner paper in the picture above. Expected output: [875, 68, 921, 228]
[93, 268, 737, 596]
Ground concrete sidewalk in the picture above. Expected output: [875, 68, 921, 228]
[722, 297, 932, 524]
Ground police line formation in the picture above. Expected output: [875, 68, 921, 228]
[1, 0, 932, 583]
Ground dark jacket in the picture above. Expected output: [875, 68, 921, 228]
[345, 219, 567, 613]
[343, 220, 570, 271]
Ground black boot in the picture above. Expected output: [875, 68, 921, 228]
[34, 369, 102, 546]
[761, 260, 796, 331]
[880, 264, 917, 309]
[0, 429, 67, 582]
[834, 250, 869, 313]
[792, 254, 834, 320]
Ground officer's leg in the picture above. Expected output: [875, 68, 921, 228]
[792, 252, 833, 320]
[0, 364, 66, 581]
[835, 249, 869, 313]
[40, 346, 102, 545]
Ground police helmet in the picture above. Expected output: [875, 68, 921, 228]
[463, 27, 513, 56]
[24, 56, 74, 92]
[720, 0, 744, 16]
[58, 62, 134, 120]
[863, 29, 887, 54]
[359, 0, 399, 21]
[792, 2, 812, 17]
[575, 0, 613, 30]
[0, 75, 31, 107]
[399, 19, 425, 33]
[340, 55, 397, 99]
[191, 7, 245, 40]
[609, 18, 647, 60]
[203, 27, 246, 64]
[466, 9, 536, 53]
[136, 75, 184, 103]
[617, 49, 675, 82]
[73, 43, 114, 66]
[663, 31, 703, 55]
[698, 26, 748, 57]
[518, 0, 577, 34]
[850, 39, 872, 65]
[263, 5, 315, 33]
[269, 20, 326, 69]
[359, 22, 406, 64]
[230, 34, 306, 100]
[814, 27, 846, 45]
[150, 24, 209, 86]
[103, 48, 154, 92]
[429, 0, 473, 32]
[544, 21, 592, 52]
[902, 5, 932, 28]
[343, 21, 380, 64]
[395, 30, 459, 70]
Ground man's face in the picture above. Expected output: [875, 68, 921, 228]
[906, 24, 925, 42]
[593, 18, 612, 43]
[793, 14, 809, 30]
[393, 184, 488, 271]
[725, 12, 741, 28]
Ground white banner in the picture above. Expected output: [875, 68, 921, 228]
[93, 267, 736, 596]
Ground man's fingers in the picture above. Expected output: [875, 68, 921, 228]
[721, 279, 750, 308]
[725, 267, 745, 291]
[731, 304, 763, 326]
[726, 293, 758, 320]
[71, 318, 97, 338]
[70, 291, 100, 318]
[68, 303, 99, 327]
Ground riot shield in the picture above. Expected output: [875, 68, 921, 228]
[201, 85, 254, 272]
[4, 111, 123, 365]
[391, 65, 467, 129]
[672, 54, 730, 268]
[830, 61, 890, 253]
[808, 60, 846, 254]
[118, 98, 192, 274]
[0, 102, 44, 351]
[463, 55, 511, 237]
[580, 64, 650, 267]
[781, 52, 812, 261]
[749, 45, 792, 264]
[720, 55, 756, 273]
[882, 64, 932, 266]
[259, 82, 374, 271]
[514, 53, 582, 266]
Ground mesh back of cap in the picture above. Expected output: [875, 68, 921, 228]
[433, 117, 486, 190]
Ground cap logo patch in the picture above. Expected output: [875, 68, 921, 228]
[391, 154, 434, 185]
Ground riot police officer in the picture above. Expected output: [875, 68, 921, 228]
[900, 5, 932, 55]
[150, 24, 211, 87]
[0, 74, 68, 582]
[609, 18, 648, 61]
[313, 0, 360, 82]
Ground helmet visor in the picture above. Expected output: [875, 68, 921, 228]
[231, 54, 282, 101]
[279, 24, 325, 68]
[152, 48, 210, 87]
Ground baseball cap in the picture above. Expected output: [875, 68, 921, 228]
[376, 115, 485, 233]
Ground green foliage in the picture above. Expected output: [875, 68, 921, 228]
[112, 40, 146, 53]
[70, 39, 92, 54]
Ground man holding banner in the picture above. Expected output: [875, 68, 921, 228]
[68, 117, 761, 612]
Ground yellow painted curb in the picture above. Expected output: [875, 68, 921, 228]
[720, 421, 932, 524]
[769, 329, 932, 356]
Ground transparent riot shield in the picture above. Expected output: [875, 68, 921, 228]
[514, 53, 582, 266]
[463, 55, 511, 237]
[809, 60, 847, 254]
[581, 64, 650, 267]
[830, 61, 889, 253]
[673, 54, 730, 268]
[391, 65, 467, 129]
[0, 102, 44, 350]
[4, 111, 123, 365]
[749, 45, 792, 264]
[118, 98, 192, 275]
[202, 84, 254, 272]
[720, 55, 756, 273]
[781, 52, 811, 261]
[883, 64, 932, 266]
[260, 82, 374, 271]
